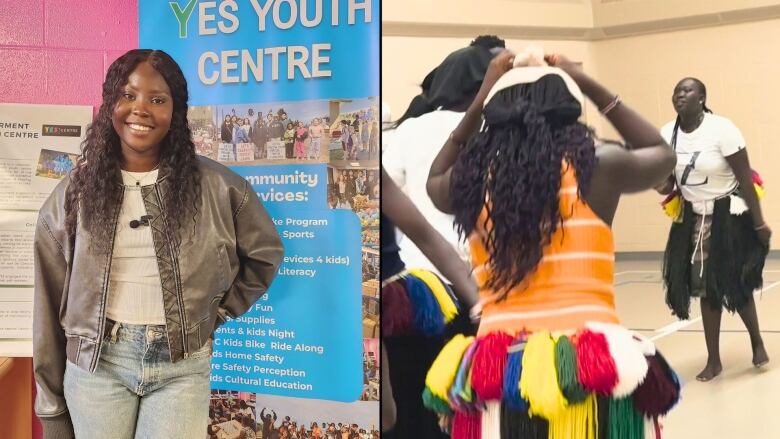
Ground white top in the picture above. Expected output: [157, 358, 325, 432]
[106, 169, 166, 324]
[382, 111, 470, 281]
[661, 113, 745, 214]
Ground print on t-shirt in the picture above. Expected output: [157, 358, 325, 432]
[660, 113, 745, 208]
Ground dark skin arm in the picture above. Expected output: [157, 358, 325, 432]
[654, 176, 676, 195]
[725, 149, 771, 245]
[427, 51, 676, 225]
[546, 54, 676, 224]
[382, 167, 478, 310]
[427, 51, 515, 215]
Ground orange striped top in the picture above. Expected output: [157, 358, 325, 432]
[473, 163, 619, 336]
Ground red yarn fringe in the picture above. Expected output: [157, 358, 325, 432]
[452, 411, 482, 439]
[381, 279, 413, 336]
[575, 329, 618, 395]
[471, 332, 514, 401]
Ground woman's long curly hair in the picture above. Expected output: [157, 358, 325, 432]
[451, 76, 597, 300]
[64, 49, 201, 251]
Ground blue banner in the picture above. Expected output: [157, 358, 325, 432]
[140, 0, 379, 434]
[211, 208, 362, 401]
[140, 0, 379, 105]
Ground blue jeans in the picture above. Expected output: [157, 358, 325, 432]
[64, 321, 212, 439]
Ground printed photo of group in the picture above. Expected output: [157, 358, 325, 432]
[208, 391, 258, 439]
[187, 98, 378, 166]
[326, 103, 380, 166]
[360, 339, 379, 402]
[35, 149, 77, 180]
[361, 247, 379, 339]
[249, 394, 379, 439]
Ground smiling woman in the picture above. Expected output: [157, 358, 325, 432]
[32, 49, 284, 439]
[111, 62, 173, 170]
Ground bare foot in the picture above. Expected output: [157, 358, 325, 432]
[753, 344, 769, 368]
[696, 362, 723, 382]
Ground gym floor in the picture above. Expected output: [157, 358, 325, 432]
[614, 256, 780, 438]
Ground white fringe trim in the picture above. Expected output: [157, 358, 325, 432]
[585, 322, 650, 398]
[730, 194, 749, 215]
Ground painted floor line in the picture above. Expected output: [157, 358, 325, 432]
[650, 279, 780, 342]
[616, 270, 780, 276]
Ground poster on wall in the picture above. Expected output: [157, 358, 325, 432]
[140, 0, 379, 436]
[0, 103, 92, 339]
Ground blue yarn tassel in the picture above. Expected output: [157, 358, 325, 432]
[502, 343, 528, 412]
[406, 274, 445, 336]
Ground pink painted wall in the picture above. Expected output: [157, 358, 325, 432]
[0, 0, 138, 109]
[0, 1, 139, 437]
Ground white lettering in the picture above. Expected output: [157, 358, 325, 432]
[348, 0, 372, 24]
[218, 0, 240, 34]
[311, 43, 331, 78]
[287, 46, 311, 79]
[273, 0, 298, 30]
[249, 0, 274, 31]
[199, 1, 218, 35]
[198, 52, 220, 85]
[221, 50, 240, 84]
[265, 46, 285, 81]
[300, 0, 323, 27]
[242, 49, 264, 82]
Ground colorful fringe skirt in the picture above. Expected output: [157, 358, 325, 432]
[383, 268, 472, 439]
[381, 269, 462, 337]
[423, 322, 681, 439]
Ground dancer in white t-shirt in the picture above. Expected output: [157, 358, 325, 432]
[657, 77, 770, 381]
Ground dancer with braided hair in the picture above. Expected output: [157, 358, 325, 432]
[657, 77, 770, 382]
[382, 166, 478, 439]
[423, 49, 680, 438]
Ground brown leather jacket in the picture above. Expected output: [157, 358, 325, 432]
[33, 157, 283, 437]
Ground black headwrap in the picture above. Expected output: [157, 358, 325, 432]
[483, 74, 582, 129]
[392, 45, 494, 128]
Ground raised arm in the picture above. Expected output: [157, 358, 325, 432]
[382, 167, 478, 310]
[545, 54, 676, 195]
[427, 50, 516, 214]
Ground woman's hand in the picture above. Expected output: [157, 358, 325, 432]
[544, 53, 580, 74]
[756, 224, 772, 247]
[475, 49, 516, 102]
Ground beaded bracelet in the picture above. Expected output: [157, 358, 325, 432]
[600, 95, 622, 115]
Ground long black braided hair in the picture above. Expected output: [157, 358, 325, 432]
[450, 75, 597, 299]
[64, 49, 201, 252]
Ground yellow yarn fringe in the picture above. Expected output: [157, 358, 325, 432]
[520, 331, 568, 420]
[409, 268, 459, 322]
[548, 394, 598, 439]
[755, 183, 765, 200]
[425, 334, 474, 401]
[662, 194, 683, 223]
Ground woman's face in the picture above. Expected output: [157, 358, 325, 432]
[244, 118, 250, 125]
[287, 123, 294, 129]
[672, 78, 705, 115]
[224, 115, 231, 122]
[112, 61, 173, 161]
[298, 121, 303, 128]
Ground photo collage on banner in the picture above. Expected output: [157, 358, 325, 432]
[139, 0, 379, 438]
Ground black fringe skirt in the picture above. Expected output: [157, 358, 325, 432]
[662, 197, 768, 319]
